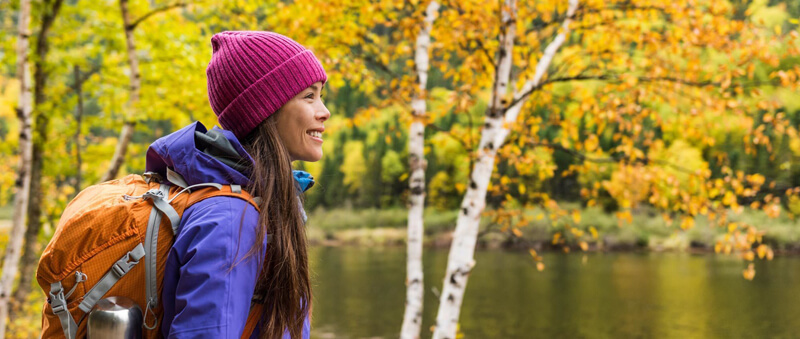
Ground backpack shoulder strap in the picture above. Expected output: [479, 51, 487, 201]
[182, 186, 265, 338]
[183, 184, 260, 212]
[241, 302, 264, 339]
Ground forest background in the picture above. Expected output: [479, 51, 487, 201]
[0, 0, 799, 338]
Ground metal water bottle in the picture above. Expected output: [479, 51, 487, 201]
[86, 296, 143, 339]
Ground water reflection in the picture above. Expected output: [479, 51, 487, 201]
[309, 247, 800, 338]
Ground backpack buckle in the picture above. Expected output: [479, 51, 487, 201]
[142, 172, 163, 184]
[51, 303, 66, 314]
[111, 262, 127, 277]
[142, 189, 166, 201]
[111, 246, 145, 277]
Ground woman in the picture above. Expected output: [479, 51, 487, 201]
[146, 31, 329, 338]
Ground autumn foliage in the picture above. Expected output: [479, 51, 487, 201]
[0, 0, 799, 336]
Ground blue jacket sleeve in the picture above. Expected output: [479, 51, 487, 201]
[161, 196, 265, 339]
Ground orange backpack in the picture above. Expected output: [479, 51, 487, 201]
[37, 172, 263, 339]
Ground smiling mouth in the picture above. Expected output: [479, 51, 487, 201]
[307, 130, 323, 140]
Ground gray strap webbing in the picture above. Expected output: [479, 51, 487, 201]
[231, 184, 242, 193]
[166, 167, 188, 188]
[50, 281, 78, 339]
[78, 243, 146, 313]
[143, 184, 169, 331]
[144, 189, 181, 234]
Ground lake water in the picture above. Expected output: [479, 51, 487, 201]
[309, 247, 800, 338]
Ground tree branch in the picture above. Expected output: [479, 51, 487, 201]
[506, 74, 728, 111]
[128, 2, 188, 30]
[529, 142, 699, 175]
[577, 3, 667, 16]
[75, 64, 101, 87]
[330, 32, 396, 77]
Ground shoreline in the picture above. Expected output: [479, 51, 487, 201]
[307, 226, 800, 256]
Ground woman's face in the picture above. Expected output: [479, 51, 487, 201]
[274, 81, 330, 162]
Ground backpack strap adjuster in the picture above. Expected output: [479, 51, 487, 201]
[111, 261, 128, 277]
[49, 281, 78, 339]
[78, 243, 146, 314]
[112, 245, 145, 278]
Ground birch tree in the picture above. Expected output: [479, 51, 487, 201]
[13, 0, 65, 308]
[0, 0, 33, 336]
[431, 0, 530, 336]
[430, 0, 800, 336]
[401, 2, 440, 338]
[101, 0, 187, 182]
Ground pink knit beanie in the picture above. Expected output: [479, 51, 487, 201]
[206, 31, 328, 139]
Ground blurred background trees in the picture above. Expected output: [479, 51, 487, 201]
[0, 0, 799, 337]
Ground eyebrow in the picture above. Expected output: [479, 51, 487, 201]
[309, 85, 324, 92]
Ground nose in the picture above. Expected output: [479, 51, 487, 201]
[316, 102, 331, 122]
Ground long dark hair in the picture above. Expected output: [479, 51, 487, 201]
[241, 115, 310, 339]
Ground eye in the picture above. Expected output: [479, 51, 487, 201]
[305, 93, 314, 99]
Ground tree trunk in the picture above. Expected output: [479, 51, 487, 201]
[73, 66, 84, 192]
[14, 0, 63, 310]
[101, 0, 140, 182]
[0, 1, 33, 336]
[430, 1, 515, 335]
[401, 2, 440, 338]
[13, 0, 65, 310]
[431, 0, 578, 338]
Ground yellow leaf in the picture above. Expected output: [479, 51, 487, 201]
[743, 263, 756, 280]
[727, 223, 738, 233]
[589, 226, 598, 240]
[757, 245, 767, 259]
[744, 250, 755, 261]
[529, 249, 537, 258]
[616, 210, 633, 224]
[723, 191, 736, 206]
[512, 228, 523, 237]
[519, 184, 526, 194]
[572, 210, 581, 224]
[579, 241, 589, 251]
[775, 25, 782, 36]
[536, 262, 545, 271]
[552, 232, 561, 245]
[680, 216, 695, 230]
[584, 135, 599, 152]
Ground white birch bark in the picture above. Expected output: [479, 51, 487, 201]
[101, 0, 140, 182]
[401, 2, 440, 338]
[0, 1, 33, 336]
[431, 0, 578, 338]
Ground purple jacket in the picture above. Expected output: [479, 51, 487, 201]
[146, 122, 312, 338]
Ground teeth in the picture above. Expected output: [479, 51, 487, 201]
[307, 131, 322, 138]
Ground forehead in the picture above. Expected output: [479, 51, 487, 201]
[307, 82, 325, 90]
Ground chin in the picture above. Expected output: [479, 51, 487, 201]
[296, 151, 323, 162]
